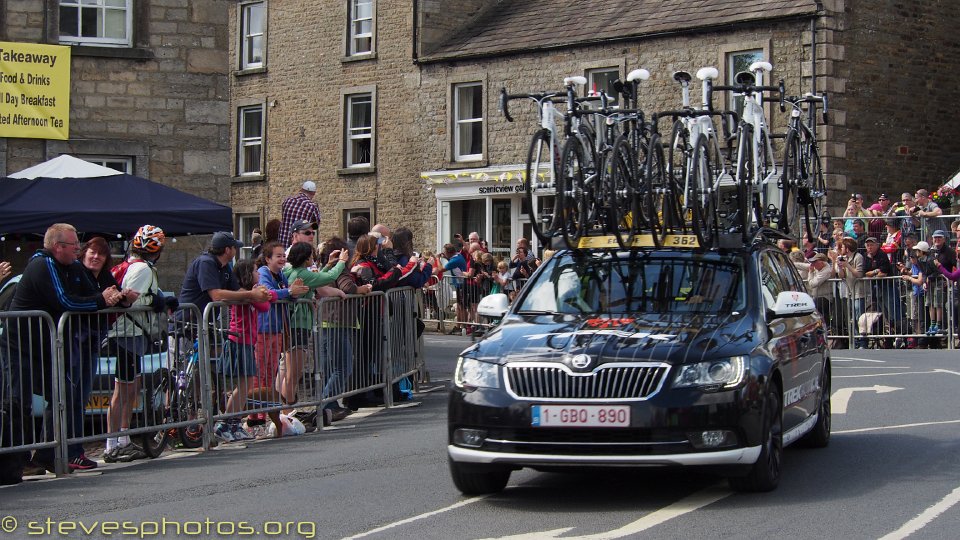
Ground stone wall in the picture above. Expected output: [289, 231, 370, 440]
[824, 0, 960, 202]
[1, 0, 230, 292]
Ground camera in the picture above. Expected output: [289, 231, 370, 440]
[412, 251, 421, 259]
[838, 256, 846, 262]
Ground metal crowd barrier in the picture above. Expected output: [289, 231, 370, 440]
[0, 311, 61, 472]
[820, 274, 955, 350]
[1, 288, 425, 476]
[419, 274, 529, 338]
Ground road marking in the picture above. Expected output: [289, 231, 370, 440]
[835, 366, 910, 369]
[878, 484, 960, 540]
[832, 357, 887, 363]
[831, 385, 902, 414]
[478, 484, 731, 540]
[342, 496, 490, 539]
[834, 419, 960, 434]
[834, 370, 942, 379]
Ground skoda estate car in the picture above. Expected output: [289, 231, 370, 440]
[448, 240, 830, 494]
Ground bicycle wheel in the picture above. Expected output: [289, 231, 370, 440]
[803, 141, 827, 240]
[524, 129, 557, 244]
[735, 125, 756, 243]
[609, 135, 639, 248]
[139, 369, 171, 458]
[644, 134, 676, 247]
[174, 378, 204, 449]
[690, 135, 719, 247]
[557, 137, 589, 248]
[667, 121, 688, 216]
[780, 129, 803, 239]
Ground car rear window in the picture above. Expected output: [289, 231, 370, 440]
[517, 252, 746, 315]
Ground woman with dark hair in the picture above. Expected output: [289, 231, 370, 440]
[391, 227, 433, 289]
[65, 237, 126, 469]
[281, 241, 346, 415]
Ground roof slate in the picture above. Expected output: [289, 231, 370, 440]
[421, 0, 820, 61]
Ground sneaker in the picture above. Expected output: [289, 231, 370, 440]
[214, 422, 235, 443]
[112, 442, 148, 463]
[927, 324, 940, 335]
[69, 454, 98, 471]
[102, 447, 121, 464]
[21, 460, 50, 476]
[330, 407, 352, 422]
[230, 424, 254, 441]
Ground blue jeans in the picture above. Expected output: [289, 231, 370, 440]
[319, 327, 354, 410]
[35, 328, 100, 463]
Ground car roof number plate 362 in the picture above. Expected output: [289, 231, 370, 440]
[531, 405, 630, 428]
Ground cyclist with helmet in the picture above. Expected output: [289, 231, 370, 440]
[104, 225, 174, 463]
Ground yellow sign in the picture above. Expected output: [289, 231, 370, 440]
[0, 41, 71, 140]
[577, 234, 701, 249]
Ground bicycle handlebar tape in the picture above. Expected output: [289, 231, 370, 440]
[778, 80, 786, 112]
[499, 88, 513, 122]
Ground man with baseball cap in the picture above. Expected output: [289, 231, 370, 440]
[929, 230, 958, 336]
[280, 181, 321, 246]
[179, 232, 272, 315]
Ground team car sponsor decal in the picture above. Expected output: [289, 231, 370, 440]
[783, 377, 820, 407]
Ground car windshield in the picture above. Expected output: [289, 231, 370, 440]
[516, 252, 746, 315]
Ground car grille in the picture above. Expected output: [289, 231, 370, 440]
[504, 362, 669, 401]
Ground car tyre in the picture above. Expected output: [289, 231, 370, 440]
[798, 367, 831, 448]
[729, 387, 782, 492]
[449, 458, 511, 495]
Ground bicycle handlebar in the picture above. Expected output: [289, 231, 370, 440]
[706, 79, 785, 112]
[499, 87, 563, 122]
[784, 92, 829, 125]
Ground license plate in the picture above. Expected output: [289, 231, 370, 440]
[531, 405, 630, 427]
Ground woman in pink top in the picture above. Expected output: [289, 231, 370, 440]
[215, 259, 277, 442]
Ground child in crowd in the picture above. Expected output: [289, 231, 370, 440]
[255, 242, 307, 416]
[215, 259, 277, 442]
[494, 260, 513, 299]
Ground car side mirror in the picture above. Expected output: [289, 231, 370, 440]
[771, 291, 817, 318]
[477, 293, 510, 319]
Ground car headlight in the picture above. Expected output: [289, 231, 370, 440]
[454, 357, 500, 391]
[673, 356, 747, 391]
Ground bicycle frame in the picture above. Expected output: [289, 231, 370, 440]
[672, 69, 729, 215]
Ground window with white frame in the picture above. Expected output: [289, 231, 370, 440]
[79, 155, 133, 174]
[238, 105, 264, 175]
[727, 49, 764, 117]
[454, 82, 483, 162]
[236, 213, 261, 258]
[59, 0, 132, 47]
[587, 68, 620, 102]
[240, 2, 265, 70]
[346, 93, 373, 167]
[348, 0, 373, 56]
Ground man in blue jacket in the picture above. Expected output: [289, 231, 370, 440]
[0, 223, 123, 483]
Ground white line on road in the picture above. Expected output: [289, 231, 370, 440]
[878, 484, 960, 540]
[835, 366, 910, 369]
[833, 357, 887, 363]
[834, 419, 960, 434]
[341, 495, 490, 539]
[477, 484, 732, 540]
[834, 370, 943, 379]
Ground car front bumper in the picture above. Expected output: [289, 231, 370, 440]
[448, 444, 762, 467]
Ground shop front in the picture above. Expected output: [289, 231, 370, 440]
[421, 165, 550, 258]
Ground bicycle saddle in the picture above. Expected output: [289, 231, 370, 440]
[696, 67, 719, 81]
[563, 75, 587, 87]
[749, 61, 773, 73]
[627, 68, 650, 82]
[673, 71, 692, 84]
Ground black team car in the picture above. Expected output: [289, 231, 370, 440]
[448, 239, 830, 494]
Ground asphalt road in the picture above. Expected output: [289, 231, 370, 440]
[2, 342, 960, 540]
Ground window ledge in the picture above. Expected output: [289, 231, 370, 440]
[232, 174, 265, 183]
[338, 166, 376, 176]
[341, 52, 377, 63]
[68, 46, 154, 60]
[446, 159, 488, 170]
[234, 67, 267, 77]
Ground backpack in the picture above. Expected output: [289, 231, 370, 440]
[111, 258, 144, 286]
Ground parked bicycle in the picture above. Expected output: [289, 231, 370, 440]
[780, 92, 829, 241]
[708, 61, 785, 241]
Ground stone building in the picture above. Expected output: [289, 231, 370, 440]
[0, 0, 230, 291]
[230, 0, 960, 256]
